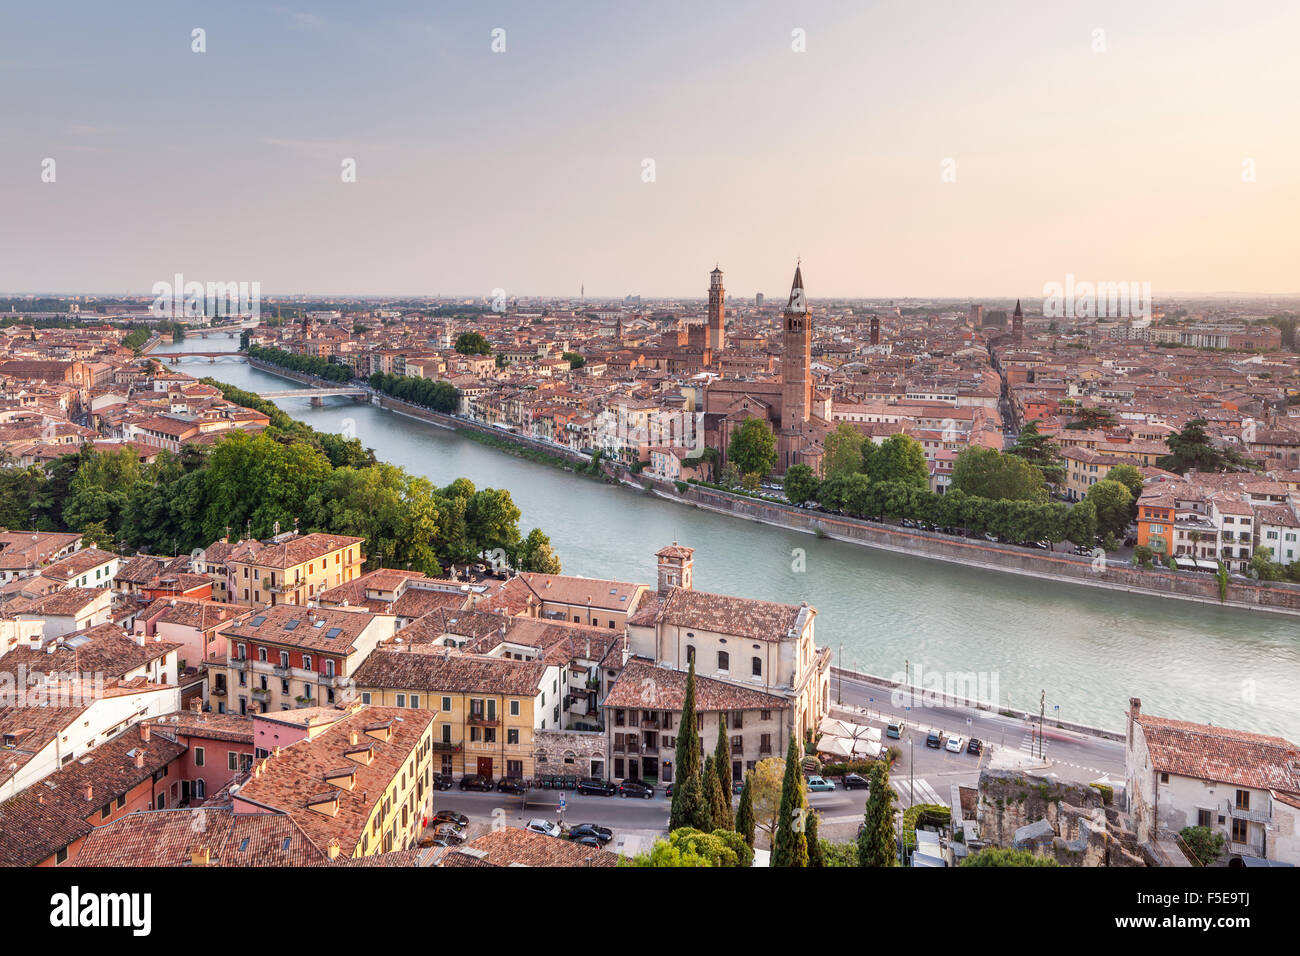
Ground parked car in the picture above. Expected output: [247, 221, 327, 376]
[459, 774, 494, 792]
[576, 777, 617, 796]
[664, 783, 673, 798]
[421, 824, 466, 848]
[806, 776, 835, 792]
[568, 833, 602, 848]
[886, 720, 905, 739]
[497, 777, 527, 795]
[525, 819, 562, 838]
[568, 823, 613, 844]
[842, 772, 870, 790]
[925, 731, 942, 749]
[432, 773, 454, 791]
[619, 779, 655, 799]
[432, 809, 469, 828]
[945, 735, 965, 753]
[732, 781, 744, 795]
[967, 738, 983, 755]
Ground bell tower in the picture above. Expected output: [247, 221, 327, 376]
[707, 266, 726, 352]
[778, 263, 812, 472]
[655, 544, 694, 593]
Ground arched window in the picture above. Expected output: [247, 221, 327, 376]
[752, 657, 762, 677]
[686, 645, 695, 664]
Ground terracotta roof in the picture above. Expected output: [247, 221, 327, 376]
[603, 658, 789, 712]
[439, 826, 618, 867]
[219, 603, 383, 655]
[352, 650, 547, 695]
[0, 729, 186, 866]
[628, 586, 809, 643]
[1138, 713, 1300, 795]
[71, 808, 325, 867]
[0, 623, 178, 680]
[228, 532, 363, 570]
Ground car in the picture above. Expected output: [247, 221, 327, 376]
[432, 809, 469, 828]
[842, 772, 870, 790]
[432, 773, 454, 791]
[886, 721, 905, 739]
[733, 781, 744, 795]
[967, 738, 983, 755]
[664, 783, 673, 798]
[459, 774, 494, 792]
[945, 735, 964, 753]
[428, 823, 466, 846]
[806, 776, 835, 792]
[576, 777, 617, 796]
[568, 833, 603, 848]
[568, 823, 613, 844]
[497, 777, 527, 795]
[525, 818, 562, 838]
[925, 731, 942, 749]
[618, 779, 655, 799]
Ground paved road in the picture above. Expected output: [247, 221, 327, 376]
[831, 671, 1127, 785]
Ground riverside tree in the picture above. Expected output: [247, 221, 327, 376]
[771, 735, 809, 867]
[669, 658, 710, 831]
[858, 761, 898, 867]
[727, 418, 777, 479]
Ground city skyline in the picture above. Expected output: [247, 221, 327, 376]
[3, 1, 1299, 298]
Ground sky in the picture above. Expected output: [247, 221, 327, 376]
[1, 0, 1298, 300]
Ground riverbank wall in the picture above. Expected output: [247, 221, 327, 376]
[629, 473, 1300, 618]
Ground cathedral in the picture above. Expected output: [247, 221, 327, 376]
[703, 263, 830, 475]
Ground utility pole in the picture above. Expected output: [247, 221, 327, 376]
[1039, 690, 1046, 759]
[837, 644, 843, 705]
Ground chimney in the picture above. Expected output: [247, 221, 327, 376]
[133, 750, 145, 769]
[190, 845, 211, 867]
[139, 723, 151, 743]
[84, 784, 94, 802]
[350, 731, 359, 746]
[327, 839, 341, 860]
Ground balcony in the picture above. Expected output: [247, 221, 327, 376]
[251, 687, 271, 701]
[466, 713, 500, 727]
[639, 717, 661, 730]
[273, 664, 291, 677]
[230, 658, 250, 672]
[431, 741, 462, 753]
[210, 685, 227, 698]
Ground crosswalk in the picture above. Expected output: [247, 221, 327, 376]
[890, 777, 944, 808]
[1019, 731, 1048, 758]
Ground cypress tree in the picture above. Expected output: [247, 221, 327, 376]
[859, 760, 899, 867]
[772, 735, 809, 867]
[713, 715, 734, 830]
[700, 755, 719, 833]
[736, 772, 756, 848]
[806, 809, 824, 867]
[669, 659, 708, 831]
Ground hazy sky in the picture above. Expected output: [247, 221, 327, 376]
[2, 1, 1298, 299]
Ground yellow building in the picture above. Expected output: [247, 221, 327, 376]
[226, 532, 365, 607]
[353, 649, 560, 782]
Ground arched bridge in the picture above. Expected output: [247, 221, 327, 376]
[255, 387, 370, 405]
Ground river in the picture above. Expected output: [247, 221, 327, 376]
[153, 338, 1300, 738]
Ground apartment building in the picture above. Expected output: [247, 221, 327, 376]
[232, 706, 436, 859]
[225, 532, 365, 607]
[352, 649, 557, 781]
[219, 604, 398, 716]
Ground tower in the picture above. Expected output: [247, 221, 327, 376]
[870, 315, 880, 346]
[1013, 299, 1024, 343]
[778, 262, 812, 473]
[707, 266, 726, 352]
[656, 543, 694, 593]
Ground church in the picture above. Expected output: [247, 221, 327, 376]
[703, 263, 831, 475]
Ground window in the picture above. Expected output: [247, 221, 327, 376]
[1235, 790, 1250, 811]
[361, 692, 372, 705]
[228, 752, 239, 771]
[396, 694, 406, 708]
[441, 696, 452, 712]
[717, 651, 729, 672]
[1197, 808, 1212, 828]
[1160, 772, 1169, 784]
[1231, 818, 1249, 844]
[302, 655, 312, 670]
[508, 729, 519, 745]
[752, 657, 762, 677]
[55, 846, 69, 866]
[441, 724, 451, 743]
[410, 695, 420, 709]
[195, 746, 205, 767]
[686, 645, 695, 664]
[279, 651, 289, 668]
[509, 700, 520, 717]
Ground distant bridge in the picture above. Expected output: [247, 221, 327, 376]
[163, 352, 247, 361]
[255, 387, 369, 405]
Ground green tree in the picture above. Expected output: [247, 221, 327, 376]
[950, 446, 1047, 502]
[713, 716, 734, 830]
[821, 422, 864, 480]
[669, 658, 709, 831]
[1105, 463, 1144, 501]
[735, 772, 756, 848]
[1178, 825, 1227, 865]
[858, 761, 898, 867]
[623, 828, 753, 867]
[727, 418, 777, 478]
[1085, 479, 1133, 538]
[516, 527, 562, 573]
[771, 735, 809, 867]
[1158, 419, 1252, 473]
[454, 331, 492, 355]
[867, 433, 930, 491]
[1008, 421, 1064, 486]
[1065, 498, 1098, 547]
[1063, 407, 1117, 431]
[806, 810, 824, 867]
[783, 463, 819, 505]
[561, 351, 585, 369]
[700, 755, 721, 833]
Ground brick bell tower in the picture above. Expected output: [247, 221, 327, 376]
[707, 266, 726, 352]
[778, 262, 812, 473]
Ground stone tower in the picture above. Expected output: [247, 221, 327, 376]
[1013, 299, 1024, 343]
[707, 266, 726, 352]
[778, 263, 812, 473]
[655, 544, 694, 593]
